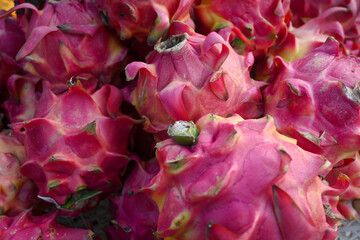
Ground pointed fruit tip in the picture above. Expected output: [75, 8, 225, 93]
[67, 77, 82, 88]
[154, 33, 189, 53]
[167, 121, 199, 146]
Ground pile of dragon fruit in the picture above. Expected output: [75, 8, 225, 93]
[1, 0, 360, 239]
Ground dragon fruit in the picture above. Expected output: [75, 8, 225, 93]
[10, 80, 139, 206]
[144, 114, 348, 240]
[0, 12, 25, 102]
[0, 209, 96, 239]
[290, 0, 360, 35]
[289, 0, 360, 56]
[194, 0, 291, 51]
[2, 73, 100, 124]
[1, 0, 360, 237]
[107, 158, 159, 240]
[0, 0, 127, 92]
[263, 37, 360, 165]
[272, 20, 341, 63]
[125, 22, 264, 138]
[253, 11, 345, 81]
[96, 0, 195, 44]
[293, 1, 359, 44]
[325, 153, 360, 220]
[2, 74, 40, 124]
[252, 1, 359, 80]
[0, 130, 37, 216]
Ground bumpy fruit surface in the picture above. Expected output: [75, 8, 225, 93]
[0, 130, 37, 216]
[126, 22, 264, 137]
[290, 0, 359, 38]
[263, 37, 360, 164]
[195, 0, 291, 50]
[2, 74, 40, 123]
[326, 152, 360, 220]
[96, 0, 195, 44]
[1, 0, 127, 92]
[144, 114, 347, 240]
[11, 80, 138, 205]
[107, 158, 159, 240]
[0, 209, 95, 239]
[0, 12, 24, 101]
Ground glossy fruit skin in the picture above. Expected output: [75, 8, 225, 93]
[264, 37, 360, 164]
[0, 130, 38, 216]
[195, 0, 291, 50]
[107, 159, 160, 240]
[96, 0, 195, 44]
[144, 114, 346, 240]
[0, 209, 95, 240]
[2, 0, 127, 92]
[126, 22, 264, 137]
[0, 12, 25, 101]
[11, 81, 138, 205]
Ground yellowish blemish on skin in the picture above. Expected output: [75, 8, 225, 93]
[170, 212, 188, 229]
[0, 0, 16, 17]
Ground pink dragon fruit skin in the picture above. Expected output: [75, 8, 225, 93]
[107, 158, 159, 240]
[194, 0, 291, 50]
[263, 37, 360, 164]
[125, 21, 264, 137]
[10, 80, 139, 205]
[0, 209, 96, 239]
[345, 39, 360, 56]
[0, 0, 127, 92]
[96, 0, 195, 44]
[2, 73, 100, 124]
[0, 13, 24, 59]
[294, 1, 360, 41]
[0, 130, 38, 216]
[289, 0, 360, 56]
[273, 20, 342, 63]
[2, 74, 40, 124]
[253, 1, 360, 82]
[325, 152, 360, 220]
[0, 12, 25, 100]
[144, 114, 349, 240]
[290, 0, 360, 33]
[253, 10, 346, 81]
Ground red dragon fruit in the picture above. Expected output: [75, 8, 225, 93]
[10, 80, 139, 206]
[144, 114, 349, 240]
[2, 74, 40, 124]
[254, 10, 346, 81]
[325, 153, 360, 220]
[0, 130, 38, 216]
[2, 73, 100, 124]
[263, 37, 360, 165]
[125, 21, 264, 138]
[293, 1, 359, 42]
[194, 0, 291, 51]
[290, 0, 360, 33]
[272, 20, 342, 63]
[96, 0, 195, 44]
[0, 0, 128, 92]
[0, 12, 25, 102]
[289, 0, 360, 55]
[107, 158, 159, 240]
[252, 1, 359, 81]
[0, 209, 96, 239]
